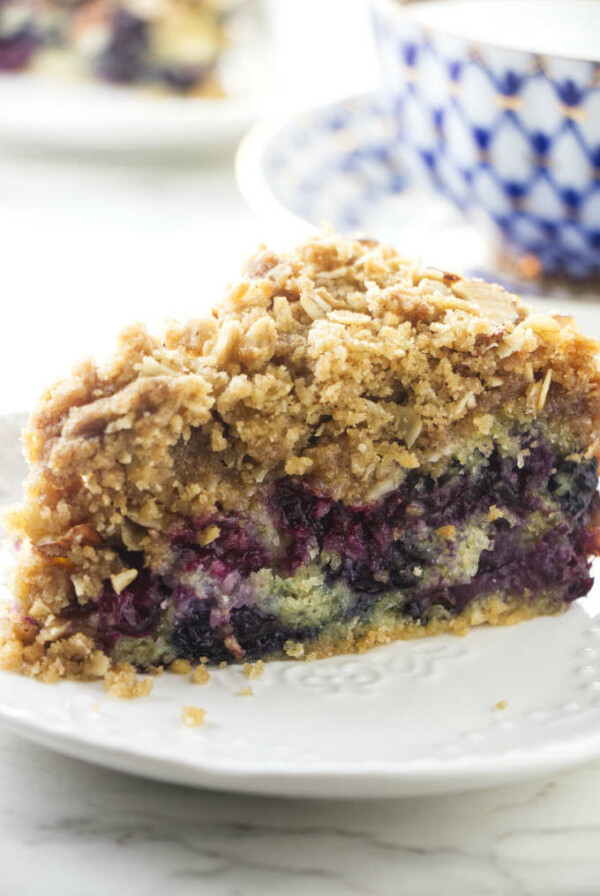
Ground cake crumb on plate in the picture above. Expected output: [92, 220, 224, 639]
[104, 663, 153, 699]
[181, 706, 207, 727]
[192, 665, 211, 685]
[243, 660, 264, 680]
[169, 659, 193, 675]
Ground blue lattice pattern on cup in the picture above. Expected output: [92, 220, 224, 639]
[262, 96, 406, 231]
[371, 0, 600, 279]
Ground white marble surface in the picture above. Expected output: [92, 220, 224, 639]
[1, 728, 600, 896]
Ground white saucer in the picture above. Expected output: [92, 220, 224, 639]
[2, 413, 600, 797]
[236, 94, 490, 271]
[236, 94, 600, 313]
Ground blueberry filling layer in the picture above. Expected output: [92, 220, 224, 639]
[79, 435, 599, 666]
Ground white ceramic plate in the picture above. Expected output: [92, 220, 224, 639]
[2, 413, 600, 797]
[0, 9, 268, 152]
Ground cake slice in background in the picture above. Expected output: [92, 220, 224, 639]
[0, 0, 229, 95]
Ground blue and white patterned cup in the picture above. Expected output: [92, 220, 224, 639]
[371, 0, 600, 280]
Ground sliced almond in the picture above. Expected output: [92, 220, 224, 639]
[396, 406, 423, 448]
[538, 369, 553, 411]
[110, 568, 138, 594]
[299, 293, 328, 321]
[451, 280, 519, 326]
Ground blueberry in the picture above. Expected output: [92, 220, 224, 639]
[171, 606, 308, 664]
[231, 607, 297, 660]
[172, 515, 268, 579]
[0, 26, 38, 71]
[403, 599, 424, 621]
[98, 570, 162, 638]
[275, 479, 330, 533]
[171, 608, 231, 663]
[97, 10, 148, 84]
[550, 457, 598, 518]
[158, 63, 212, 93]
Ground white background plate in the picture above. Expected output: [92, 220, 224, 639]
[0, 75, 259, 151]
[2, 413, 600, 798]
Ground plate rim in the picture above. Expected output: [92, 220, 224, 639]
[2, 678, 600, 798]
[0, 70, 264, 151]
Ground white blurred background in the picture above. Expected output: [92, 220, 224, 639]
[0, 0, 378, 415]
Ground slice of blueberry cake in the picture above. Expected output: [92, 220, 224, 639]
[0, 0, 228, 95]
[3, 233, 600, 683]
